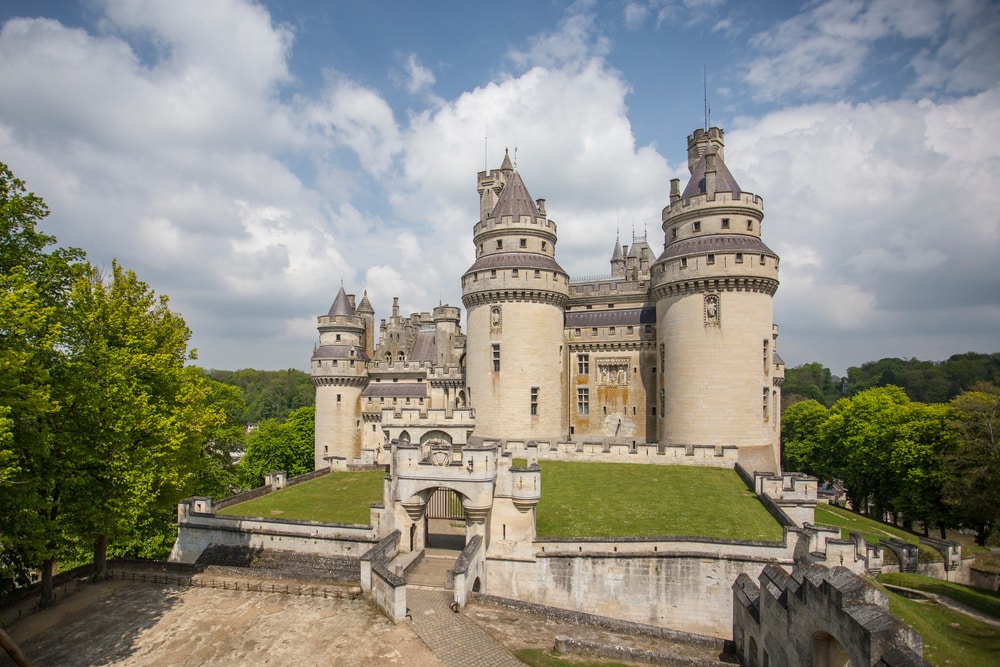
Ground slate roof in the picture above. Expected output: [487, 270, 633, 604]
[465, 252, 566, 273]
[657, 235, 776, 262]
[362, 383, 428, 398]
[356, 290, 374, 314]
[565, 308, 656, 328]
[491, 171, 538, 219]
[410, 331, 436, 363]
[681, 142, 743, 201]
[611, 239, 624, 262]
[327, 286, 355, 317]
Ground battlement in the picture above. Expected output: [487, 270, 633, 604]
[663, 190, 763, 220]
[473, 214, 557, 238]
[317, 313, 365, 330]
[380, 407, 475, 426]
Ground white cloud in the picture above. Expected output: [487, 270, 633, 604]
[404, 53, 435, 94]
[729, 86, 1000, 371]
[746, 0, 980, 100]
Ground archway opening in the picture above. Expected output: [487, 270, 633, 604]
[424, 487, 466, 550]
[812, 631, 850, 667]
[472, 577, 481, 592]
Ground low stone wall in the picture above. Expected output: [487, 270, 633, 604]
[501, 439, 739, 468]
[169, 499, 377, 565]
[361, 531, 407, 622]
[453, 534, 484, 607]
[971, 567, 1000, 592]
[487, 535, 797, 638]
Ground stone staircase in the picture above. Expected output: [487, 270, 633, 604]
[406, 548, 459, 589]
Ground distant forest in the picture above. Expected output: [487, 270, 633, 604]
[208, 368, 313, 424]
[782, 352, 1000, 408]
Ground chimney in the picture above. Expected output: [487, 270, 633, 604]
[704, 153, 717, 197]
[670, 178, 681, 203]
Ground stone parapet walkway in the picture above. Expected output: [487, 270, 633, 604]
[407, 588, 525, 667]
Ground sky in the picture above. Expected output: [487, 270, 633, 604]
[0, 0, 998, 376]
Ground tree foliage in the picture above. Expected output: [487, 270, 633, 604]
[237, 406, 315, 488]
[208, 368, 313, 424]
[847, 353, 1000, 403]
[945, 383, 1000, 546]
[782, 363, 844, 407]
[0, 162, 239, 601]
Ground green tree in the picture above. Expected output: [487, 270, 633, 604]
[945, 383, 1000, 546]
[889, 401, 957, 535]
[820, 386, 912, 519]
[782, 363, 842, 407]
[781, 399, 829, 477]
[237, 406, 315, 488]
[209, 368, 313, 424]
[0, 162, 83, 604]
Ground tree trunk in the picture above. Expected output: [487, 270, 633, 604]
[92, 534, 108, 581]
[0, 627, 34, 667]
[938, 523, 947, 540]
[39, 559, 55, 608]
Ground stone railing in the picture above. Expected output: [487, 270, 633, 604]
[452, 534, 484, 607]
[361, 530, 407, 622]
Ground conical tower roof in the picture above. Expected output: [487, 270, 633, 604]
[327, 286, 355, 317]
[356, 289, 374, 314]
[500, 147, 514, 172]
[490, 170, 539, 219]
[611, 237, 624, 262]
[681, 141, 742, 201]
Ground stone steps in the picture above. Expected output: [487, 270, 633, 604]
[407, 549, 460, 589]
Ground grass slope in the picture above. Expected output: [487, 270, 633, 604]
[815, 504, 941, 562]
[535, 461, 783, 541]
[883, 588, 1000, 667]
[879, 572, 1000, 620]
[217, 471, 384, 525]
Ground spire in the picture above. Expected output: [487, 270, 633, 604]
[356, 289, 374, 314]
[500, 147, 514, 172]
[327, 286, 355, 317]
[611, 237, 624, 262]
[490, 170, 539, 219]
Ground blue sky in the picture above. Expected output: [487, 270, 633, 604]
[1, 0, 998, 376]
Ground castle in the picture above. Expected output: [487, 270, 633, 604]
[170, 127, 940, 665]
[311, 127, 785, 472]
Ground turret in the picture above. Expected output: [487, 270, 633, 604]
[462, 157, 569, 441]
[652, 128, 783, 473]
[311, 286, 369, 468]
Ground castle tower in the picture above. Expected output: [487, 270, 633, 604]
[356, 290, 376, 360]
[462, 154, 569, 441]
[610, 237, 625, 277]
[651, 128, 783, 473]
[311, 286, 369, 469]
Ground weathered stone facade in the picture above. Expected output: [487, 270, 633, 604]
[312, 127, 784, 473]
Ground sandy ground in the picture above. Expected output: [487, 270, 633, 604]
[1, 568, 729, 666]
[1, 578, 443, 667]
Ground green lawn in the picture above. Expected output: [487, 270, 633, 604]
[815, 504, 942, 562]
[535, 462, 784, 541]
[217, 470, 384, 525]
[883, 587, 1000, 667]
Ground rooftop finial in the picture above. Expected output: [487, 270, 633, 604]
[703, 65, 709, 132]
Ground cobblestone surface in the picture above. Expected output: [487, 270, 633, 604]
[408, 588, 525, 667]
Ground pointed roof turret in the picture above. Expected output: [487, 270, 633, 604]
[490, 170, 539, 219]
[327, 286, 355, 317]
[500, 147, 514, 172]
[356, 289, 374, 314]
[681, 140, 742, 201]
[611, 237, 624, 262]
